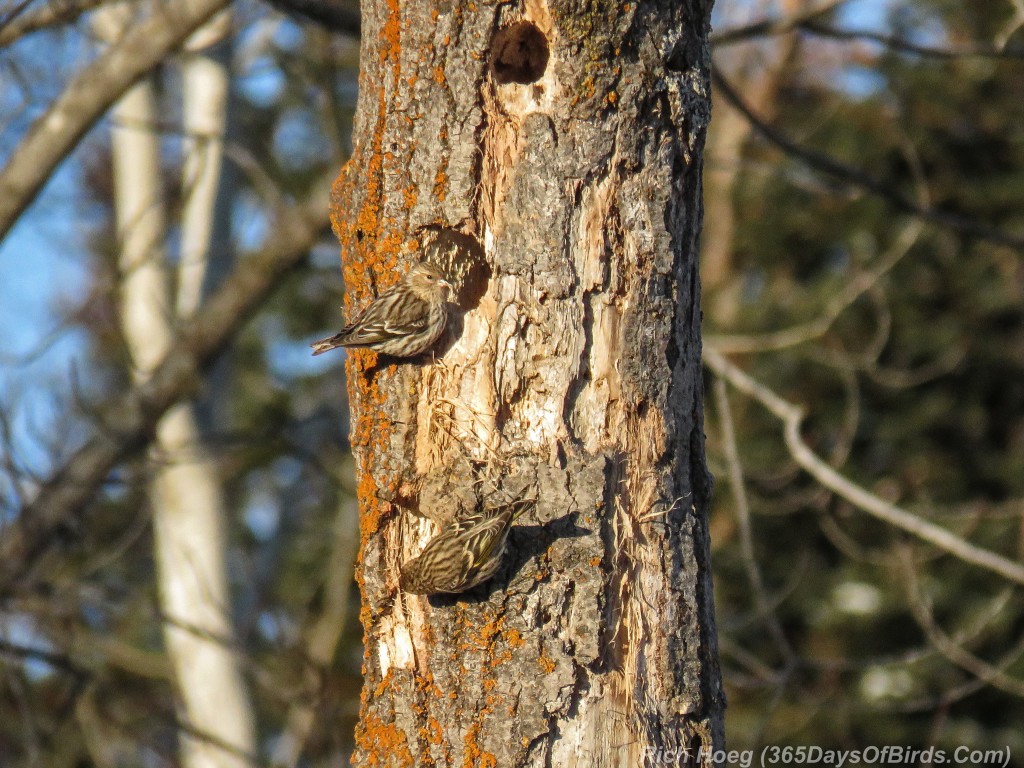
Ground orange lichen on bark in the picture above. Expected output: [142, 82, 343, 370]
[434, 168, 449, 203]
[349, 369, 395, 544]
[461, 719, 497, 768]
[415, 670, 443, 699]
[336, 0, 404, 292]
[356, 672, 414, 765]
[359, 601, 374, 631]
[477, 614, 504, 646]
[464, 613, 507, 656]
[337, 4, 420, 759]
[465, 614, 520, 666]
[374, 669, 397, 699]
[404, 183, 419, 211]
[504, 628, 525, 648]
[356, 711, 416, 768]
[433, 65, 446, 84]
[538, 649, 557, 673]
[491, 646, 513, 666]
[424, 716, 444, 745]
[334, 88, 406, 555]
[380, 0, 402, 65]
[433, 123, 450, 203]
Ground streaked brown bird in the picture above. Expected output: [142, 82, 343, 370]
[311, 262, 453, 358]
[399, 500, 533, 595]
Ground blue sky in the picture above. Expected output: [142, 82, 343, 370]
[0, 146, 94, 507]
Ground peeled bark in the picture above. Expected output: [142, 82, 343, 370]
[334, 1, 721, 765]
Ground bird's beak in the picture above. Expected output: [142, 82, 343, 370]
[439, 279, 453, 294]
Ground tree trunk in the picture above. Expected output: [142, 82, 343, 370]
[334, 1, 722, 765]
[99, 8, 257, 767]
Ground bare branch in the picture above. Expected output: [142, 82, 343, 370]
[707, 217, 923, 354]
[263, 0, 360, 37]
[73, 632, 172, 680]
[997, 0, 1024, 51]
[704, 345, 1024, 587]
[712, 377, 796, 668]
[0, 0, 231, 243]
[711, 68, 1024, 250]
[712, 9, 1024, 59]
[0, 0, 35, 31]
[900, 550, 1024, 697]
[710, 0, 845, 46]
[0, 178, 332, 593]
[0, 637, 84, 676]
[75, 683, 121, 768]
[0, 0, 111, 47]
[800, 22, 1024, 59]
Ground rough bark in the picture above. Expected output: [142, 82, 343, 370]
[334, 1, 721, 766]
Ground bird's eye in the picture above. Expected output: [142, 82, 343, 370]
[426, 275, 434, 280]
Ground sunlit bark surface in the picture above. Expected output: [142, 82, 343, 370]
[334, 1, 722, 765]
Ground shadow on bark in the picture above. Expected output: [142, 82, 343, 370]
[424, 512, 591, 606]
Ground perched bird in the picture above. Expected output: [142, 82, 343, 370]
[400, 500, 533, 595]
[311, 262, 453, 358]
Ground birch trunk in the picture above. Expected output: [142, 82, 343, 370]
[100, 8, 257, 767]
[334, 1, 722, 765]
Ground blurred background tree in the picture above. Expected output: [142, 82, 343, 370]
[705, 0, 1024, 756]
[1, 2, 363, 765]
[0, 0, 1022, 765]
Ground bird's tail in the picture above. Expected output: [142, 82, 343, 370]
[310, 333, 345, 356]
[509, 498, 535, 521]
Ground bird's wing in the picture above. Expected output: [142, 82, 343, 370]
[339, 288, 429, 346]
[458, 509, 514, 567]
